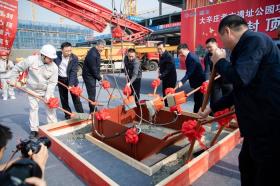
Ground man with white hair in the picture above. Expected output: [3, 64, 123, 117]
[9, 44, 58, 139]
[82, 39, 106, 113]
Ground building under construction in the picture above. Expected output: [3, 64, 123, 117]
[13, 20, 93, 49]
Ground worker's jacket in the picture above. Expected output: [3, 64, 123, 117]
[0, 59, 14, 79]
[8, 55, 58, 98]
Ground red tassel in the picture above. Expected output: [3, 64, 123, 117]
[214, 108, 235, 127]
[200, 81, 209, 94]
[181, 120, 206, 149]
[125, 128, 139, 144]
[47, 97, 59, 109]
[69, 86, 83, 96]
[170, 105, 182, 114]
[165, 87, 175, 95]
[95, 109, 111, 121]
[151, 79, 161, 89]
[101, 80, 111, 89]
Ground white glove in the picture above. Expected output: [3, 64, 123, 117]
[176, 81, 183, 89]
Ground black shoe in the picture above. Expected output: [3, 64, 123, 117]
[29, 131, 38, 139]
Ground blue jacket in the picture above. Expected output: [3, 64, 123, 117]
[54, 51, 79, 86]
[211, 30, 280, 138]
[82, 47, 102, 81]
[180, 52, 205, 88]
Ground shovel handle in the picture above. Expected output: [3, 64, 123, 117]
[13, 84, 73, 116]
[58, 81, 103, 106]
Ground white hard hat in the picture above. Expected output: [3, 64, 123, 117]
[40, 44, 57, 59]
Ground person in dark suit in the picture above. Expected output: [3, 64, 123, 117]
[54, 42, 84, 119]
[82, 39, 105, 113]
[124, 48, 142, 102]
[157, 42, 177, 103]
[199, 15, 280, 186]
[177, 44, 206, 113]
[204, 38, 232, 107]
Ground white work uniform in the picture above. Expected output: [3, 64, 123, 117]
[9, 55, 58, 131]
[0, 59, 15, 99]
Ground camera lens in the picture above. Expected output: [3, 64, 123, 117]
[38, 137, 51, 148]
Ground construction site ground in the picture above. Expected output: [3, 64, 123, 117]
[0, 70, 241, 186]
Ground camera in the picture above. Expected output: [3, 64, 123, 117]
[0, 137, 51, 185]
[16, 136, 51, 157]
[0, 158, 42, 186]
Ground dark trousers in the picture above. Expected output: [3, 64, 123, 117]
[83, 76, 97, 113]
[239, 137, 279, 186]
[193, 90, 203, 113]
[162, 80, 176, 106]
[210, 81, 233, 106]
[58, 76, 84, 119]
[131, 78, 141, 102]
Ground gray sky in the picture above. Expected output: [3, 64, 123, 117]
[19, 0, 181, 27]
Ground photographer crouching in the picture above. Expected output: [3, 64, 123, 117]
[0, 124, 48, 186]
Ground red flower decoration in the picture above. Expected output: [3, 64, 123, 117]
[214, 108, 234, 127]
[69, 86, 83, 96]
[151, 79, 161, 89]
[170, 105, 182, 114]
[200, 81, 209, 94]
[101, 80, 111, 89]
[95, 109, 111, 121]
[47, 97, 59, 109]
[125, 128, 139, 144]
[112, 26, 123, 39]
[181, 120, 206, 149]
[165, 87, 175, 95]
[123, 85, 132, 96]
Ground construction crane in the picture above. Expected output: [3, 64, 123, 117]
[31, 3, 37, 22]
[28, 0, 151, 42]
[124, 0, 137, 16]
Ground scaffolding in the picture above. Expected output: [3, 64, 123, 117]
[13, 20, 94, 49]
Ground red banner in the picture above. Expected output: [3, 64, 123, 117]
[0, 0, 18, 53]
[181, 0, 280, 51]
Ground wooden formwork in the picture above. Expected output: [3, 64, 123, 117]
[39, 110, 240, 186]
